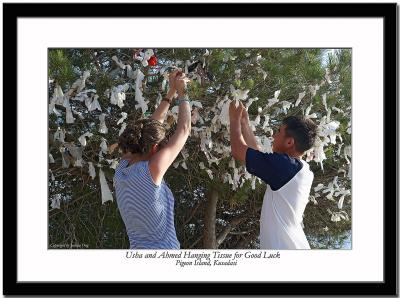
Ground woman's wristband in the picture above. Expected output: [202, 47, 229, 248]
[161, 96, 172, 104]
[176, 96, 190, 105]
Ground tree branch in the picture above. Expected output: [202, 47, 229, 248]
[216, 217, 245, 248]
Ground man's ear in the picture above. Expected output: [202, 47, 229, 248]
[286, 137, 295, 148]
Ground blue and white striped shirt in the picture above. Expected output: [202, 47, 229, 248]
[113, 159, 180, 249]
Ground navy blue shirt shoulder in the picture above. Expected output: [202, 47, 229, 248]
[245, 147, 303, 191]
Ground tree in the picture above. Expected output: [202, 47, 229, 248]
[48, 48, 352, 249]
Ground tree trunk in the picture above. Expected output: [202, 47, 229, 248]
[202, 189, 218, 248]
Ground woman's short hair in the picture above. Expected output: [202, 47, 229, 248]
[118, 118, 166, 154]
[282, 116, 317, 153]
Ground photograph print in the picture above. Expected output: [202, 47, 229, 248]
[48, 48, 352, 250]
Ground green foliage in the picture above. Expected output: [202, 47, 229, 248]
[48, 49, 76, 87]
[95, 72, 113, 101]
[187, 79, 203, 99]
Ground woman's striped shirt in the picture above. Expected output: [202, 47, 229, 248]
[113, 159, 180, 249]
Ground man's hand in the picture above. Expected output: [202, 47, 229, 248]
[229, 100, 247, 163]
[229, 100, 244, 122]
[239, 102, 250, 125]
[237, 101, 262, 151]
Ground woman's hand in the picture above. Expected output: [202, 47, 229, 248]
[151, 69, 182, 123]
[165, 69, 180, 101]
[168, 69, 180, 92]
[149, 70, 192, 186]
[175, 71, 189, 97]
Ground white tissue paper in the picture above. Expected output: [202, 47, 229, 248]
[262, 115, 270, 130]
[63, 143, 84, 167]
[99, 113, 108, 134]
[119, 123, 127, 136]
[110, 84, 129, 108]
[141, 49, 154, 67]
[86, 95, 102, 112]
[88, 162, 96, 180]
[53, 85, 65, 105]
[112, 55, 126, 69]
[314, 183, 324, 192]
[49, 169, 55, 181]
[78, 132, 93, 147]
[161, 73, 168, 91]
[294, 91, 306, 107]
[73, 89, 97, 102]
[117, 112, 128, 125]
[134, 69, 149, 114]
[281, 101, 292, 114]
[205, 169, 214, 180]
[245, 97, 259, 109]
[59, 147, 71, 168]
[267, 90, 280, 107]
[72, 108, 85, 120]
[51, 194, 61, 209]
[230, 85, 250, 102]
[126, 65, 136, 79]
[257, 68, 268, 80]
[309, 84, 320, 97]
[343, 146, 351, 164]
[322, 93, 328, 111]
[65, 106, 75, 124]
[259, 136, 273, 153]
[67, 71, 90, 96]
[181, 161, 188, 170]
[106, 159, 119, 170]
[53, 127, 66, 143]
[100, 138, 108, 155]
[99, 169, 113, 204]
[218, 97, 231, 126]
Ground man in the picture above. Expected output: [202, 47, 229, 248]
[229, 101, 317, 249]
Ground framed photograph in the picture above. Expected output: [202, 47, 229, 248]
[3, 3, 397, 296]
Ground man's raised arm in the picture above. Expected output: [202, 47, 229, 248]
[229, 101, 248, 163]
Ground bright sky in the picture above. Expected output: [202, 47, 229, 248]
[321, 49, 336, 67]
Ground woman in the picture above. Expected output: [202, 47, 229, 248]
[113, 69, 191, 249]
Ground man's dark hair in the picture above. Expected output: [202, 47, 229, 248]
[282, 116, 317, 153]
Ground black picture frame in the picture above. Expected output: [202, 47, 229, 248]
[3, 3, 398, 296]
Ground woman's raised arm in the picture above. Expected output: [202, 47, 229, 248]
[149, 73, 191, 185]
[150, 69, 179, 123]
